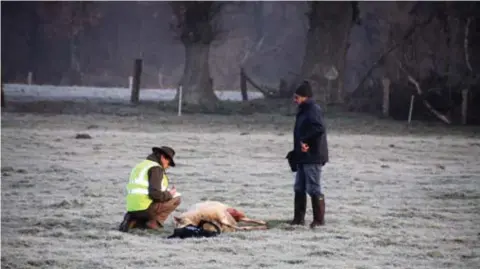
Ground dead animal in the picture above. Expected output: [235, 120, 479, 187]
[173, 201, 268, 232]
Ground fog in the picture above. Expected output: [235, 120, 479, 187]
[1, 2, 480, 120]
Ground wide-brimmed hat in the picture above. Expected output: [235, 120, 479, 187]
[152, 146, 176, 167]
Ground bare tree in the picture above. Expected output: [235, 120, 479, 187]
[39, 2, 102, 85]
[170, 1, 225, 107]
[299, 1, 359, 105]
[392, 2, 480, 123]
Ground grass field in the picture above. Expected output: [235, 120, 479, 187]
[1, 86, 480, 269]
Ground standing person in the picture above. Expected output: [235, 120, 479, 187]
[118, 146, 181, 232]
[287, 81, 329, 228]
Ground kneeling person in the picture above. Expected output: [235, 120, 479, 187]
[119, 146, 181, 232]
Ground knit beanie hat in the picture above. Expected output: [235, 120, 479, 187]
[295, 81, 313, 97]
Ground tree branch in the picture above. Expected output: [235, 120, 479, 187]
[240, 36, 264, 67]
[464, 17, 473, 73]
[395, 60, 452, 124]
[351, 12, 436, 95]
[243, 71, 275, 97]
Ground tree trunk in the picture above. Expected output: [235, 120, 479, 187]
[179, 43, 217, 106]
[27, 4, 40, 84]
[62, 3, 84, 86]
[253, 2, 264, 42]
[66, 32, 82, 85]
[336, 23, 353, 104]
[300, 2, 354, 105]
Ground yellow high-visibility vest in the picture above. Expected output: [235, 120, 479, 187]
[126, 159, 169, 211]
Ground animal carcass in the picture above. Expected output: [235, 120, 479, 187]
[173, 201, 268, 232]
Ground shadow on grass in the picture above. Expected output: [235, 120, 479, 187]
[266, 219, 303, 231]
[127, 227, 172, 237]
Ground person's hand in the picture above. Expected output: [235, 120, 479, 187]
[301, 142, 309, 152]
[169, 186, 177, 196]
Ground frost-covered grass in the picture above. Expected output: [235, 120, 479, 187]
[1, 108, 479, 269]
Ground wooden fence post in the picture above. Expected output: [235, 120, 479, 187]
[461, 88, 468, 125]
[382, 77, 390, 117]
[27, 72, 33, 85]
[1, 83, 5, 108]
[324, 66, 338, 107]
[128, 76, 133, 90]
[177, 85, 183, 116]
[130, 59, 143, 104]
[240, 67, 248, 101]
[408, 94, 415, 124]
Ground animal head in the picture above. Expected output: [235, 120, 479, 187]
[173, 216, 193, 228]
[226, 208, 245, 221]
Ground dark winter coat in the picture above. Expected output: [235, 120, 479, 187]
[292, 99, 329, 166]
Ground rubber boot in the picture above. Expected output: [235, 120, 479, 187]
[310, 194, 325, 228]
[289, 192, 307, 225]
[118, 213, 136, 232]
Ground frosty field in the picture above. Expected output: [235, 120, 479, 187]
[1, 85, 480, 269]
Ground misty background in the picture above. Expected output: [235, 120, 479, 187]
[2, 1, 480, 124]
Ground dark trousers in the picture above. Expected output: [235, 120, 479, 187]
[294, 164, 322, 196]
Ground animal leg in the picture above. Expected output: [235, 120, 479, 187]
[238, 217, 267, 226]
[238, 225, 268, 231]
[219, 221, 244, 231]
[219, 221, 268, 231]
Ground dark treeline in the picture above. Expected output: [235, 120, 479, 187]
[2, 2, 305, 89]
[2, 1, 480, 124]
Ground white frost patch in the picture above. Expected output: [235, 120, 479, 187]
[2, 83, 264, 103]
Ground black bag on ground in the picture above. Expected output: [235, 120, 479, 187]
[167, 220, 221, 239]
